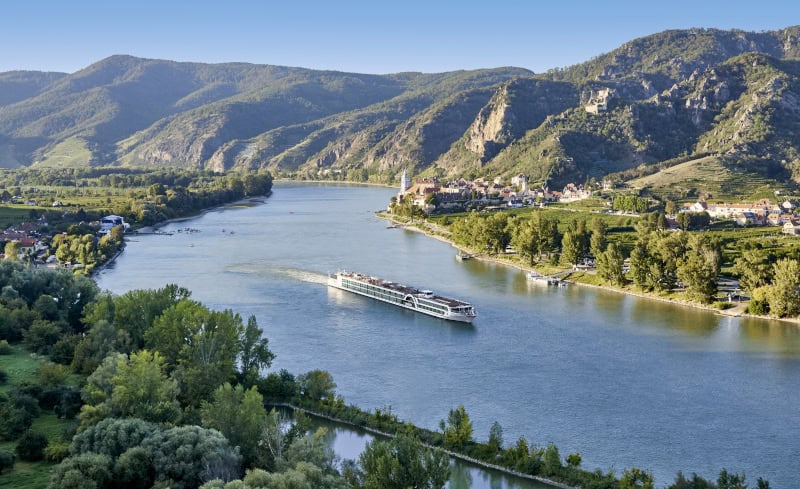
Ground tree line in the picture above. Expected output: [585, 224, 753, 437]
[447, 210, 724, 304]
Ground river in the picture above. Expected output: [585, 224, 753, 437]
[96, 183, 800, 488]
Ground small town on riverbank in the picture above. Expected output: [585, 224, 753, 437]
[388, 171, 800, 322]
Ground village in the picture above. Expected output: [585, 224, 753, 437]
[395, 170, 800, 235]
[395, 170, 595, 212]
[0, 213, 128, 271]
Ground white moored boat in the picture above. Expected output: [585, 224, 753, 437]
[328, 271, 477, 323]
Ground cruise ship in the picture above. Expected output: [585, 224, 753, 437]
[328, 271, 477, 323]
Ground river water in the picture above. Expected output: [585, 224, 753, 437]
[96, 183, 800, 488]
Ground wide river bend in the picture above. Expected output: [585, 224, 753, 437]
[97, 183, 800, 488]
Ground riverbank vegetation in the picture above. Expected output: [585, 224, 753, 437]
[0, 167, 274, 228]
[418, 202, 800, 318]
[0, 262, 771, 488]
[0, 168, 273, 276]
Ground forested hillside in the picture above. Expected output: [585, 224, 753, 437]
[1, 26, 799, 196]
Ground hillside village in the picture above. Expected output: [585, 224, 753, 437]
[0, 214, 128, 271]
[395, 170, 595, 212]
[394, 170, 800, 236]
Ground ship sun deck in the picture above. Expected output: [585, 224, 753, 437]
[329, 271, 476, 323]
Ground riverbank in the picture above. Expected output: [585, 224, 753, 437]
[271, 402, 577, 489]
[381, 213, 799, 325]
[274, 178, 392, 189]
[133, 195, 270, 234]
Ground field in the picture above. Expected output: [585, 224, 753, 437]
[0, 346, 68, 489]
[0, 207, 33, 229]
[627, 156, 791, 201]
[33, 137, 93, 168]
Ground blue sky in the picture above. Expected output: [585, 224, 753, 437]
[2, 0, 798, 74]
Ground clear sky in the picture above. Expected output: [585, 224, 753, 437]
[2, 0, 798, 74]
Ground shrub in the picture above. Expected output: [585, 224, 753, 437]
[0, 404, 33, 440]
[11, 391, 41, 418]
[47, 453, 113, 489]
[71, 418, 159, 458]
[16, 429, 48, 461]
[23, 320, 63, 355]
[0, 368, 7, 384]
[114, 446, 154, 489]
[38, 361, 71, 386]
[51, 335, 80, 365]
[0, 339, 11, 354]
[44, 442, 71, 463]
[0, 448, 15, 475]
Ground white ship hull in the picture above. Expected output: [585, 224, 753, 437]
[328, 272, 476, 323]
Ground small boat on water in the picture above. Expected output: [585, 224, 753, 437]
[455, 251, 472, 261]
[328, 271, 476, 323]
[527, 271, 566, 286]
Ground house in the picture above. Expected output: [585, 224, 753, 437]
[735, 211, 767, 226]
[784, 221, 800, 236]
[99, 215, 130, 234]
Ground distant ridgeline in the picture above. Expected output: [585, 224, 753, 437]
[0, 26, 799, 197]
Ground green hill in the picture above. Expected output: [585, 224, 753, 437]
[0, 26, 798, 197]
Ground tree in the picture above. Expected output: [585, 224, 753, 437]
[566, 452, 582, 468]
[560, 231, 582, 267]
[440, 405, 472, 450]
[238, 315, 274, 386]
[109, 350, 181, 424]
[146, 299, 243, 407]
[542, 443, 562, 477]
[665, 200, 677, 216]
[72, 320, 126, 375]
[71, 418, 159, 458]
[3, 241, 20, 261]
[589, 219, 608, 258]
[488, 421, 503, 452]
[677, 235, 721, 303]
[201, 383, 267, 467]
[298, 369, 337, 402]
[349, 434, 450, 489]
[114, 446, 154, 489]
[667, 471, 717, 489]
[88, 285, 191, 351]
[16, 429, 48, 461]
[258, 408, 291, 471]
[0, 449, 14, 474]
[142, 425, 242, 489]
[46, 453, 113, 489]
[676, 212, 691, 231]
[717, 469, 748, 489]
[509, 218, 539, 265]
[620, 467, 655, 489]
[766, 258, 800, 317]
[482, 213, 510, 254]
[597, 243, 626, 286]
[23, 319, 63, 355]
[733, 250, 773, 293]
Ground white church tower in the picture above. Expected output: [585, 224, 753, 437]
[399, 169, 411, 194]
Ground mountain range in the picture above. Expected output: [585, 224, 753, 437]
[1, 26, 799, 197]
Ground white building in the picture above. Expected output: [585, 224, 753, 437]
[399, 170, 411, 194]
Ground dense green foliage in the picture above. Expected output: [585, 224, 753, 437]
[346, 434, 450, 489]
